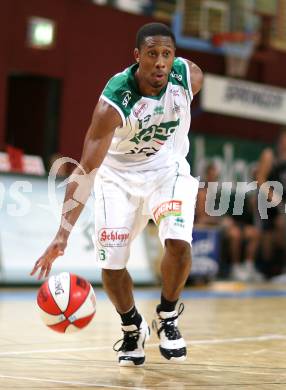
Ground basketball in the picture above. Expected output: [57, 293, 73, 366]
[37, 272, 96, 333]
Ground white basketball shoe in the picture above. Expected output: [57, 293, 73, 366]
[113, 317, 150, 366]
[153, 303, 187, 362]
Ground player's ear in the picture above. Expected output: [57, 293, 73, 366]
[134, 48, 140, 63]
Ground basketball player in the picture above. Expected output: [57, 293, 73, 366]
[31, 23, 203, 366]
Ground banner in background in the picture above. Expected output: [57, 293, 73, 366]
[191, 228, 221, 279]
[201, 74, 286, 125]
[190, 133, 268, 181]
[0, 174, 155, 284]
[0, 173, 224, 285]
[0, 152, 45, 175]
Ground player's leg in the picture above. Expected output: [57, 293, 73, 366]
[102, 268, 134, 313]
[160, 239, 191, 301]
[102, 268, 150, 367]
[149, 172, 199, 362]
[94, 173, 150, 366]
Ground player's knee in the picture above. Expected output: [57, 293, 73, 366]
[165, 239, 191, 264]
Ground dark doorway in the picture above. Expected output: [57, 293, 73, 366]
[5, 74, 61, 168]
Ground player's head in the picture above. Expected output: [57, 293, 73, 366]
[134, 23, 176, 89]
[136, 23, 176, 50]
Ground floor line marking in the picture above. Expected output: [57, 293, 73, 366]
[0, 345, 111, 356]
[189, 334, 286, 345]
[0, 374, 147, 390]
[0, 334, 285, 356]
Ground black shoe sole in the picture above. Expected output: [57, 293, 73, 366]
[119, 356, 145, 366]
[159, 346, 187, 361]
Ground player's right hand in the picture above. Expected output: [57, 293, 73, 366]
[30, 236, 67, 280]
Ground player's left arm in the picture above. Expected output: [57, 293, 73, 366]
[185, 60, 204, 96]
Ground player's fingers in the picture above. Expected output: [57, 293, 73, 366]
[45, 263, 52, 278]
[30, 259, 42, 276]
[41, 251, 61, 270]
[31, 245, 65, 278]
[38, 264, 47, 280]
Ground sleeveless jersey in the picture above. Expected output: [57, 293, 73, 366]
[100, 57, 193, 171]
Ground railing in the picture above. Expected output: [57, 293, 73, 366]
[91, 0, 286, 53]
[91, 0, 176, 21]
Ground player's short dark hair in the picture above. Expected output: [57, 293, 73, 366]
[136, 23, 176, 49]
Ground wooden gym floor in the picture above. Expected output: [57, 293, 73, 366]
[0, 282, 286, 389]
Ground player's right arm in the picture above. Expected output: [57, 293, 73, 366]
[30, 100, 122, 279]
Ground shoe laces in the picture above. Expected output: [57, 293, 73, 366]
[152, 302, 184, 340]
[113, 328, 140, 352]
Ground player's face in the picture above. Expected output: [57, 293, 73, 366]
[134, 36, 175, 90]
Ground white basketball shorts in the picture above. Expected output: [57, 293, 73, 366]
[93, 162, 199, 269]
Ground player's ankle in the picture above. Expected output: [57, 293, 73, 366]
[157, 294, 178, 313]
[118, 306, 142, 328]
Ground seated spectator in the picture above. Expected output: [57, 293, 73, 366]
[196, 162, 262, 282]
[256, 130, 286, 277]
[227, 188, 262, 281]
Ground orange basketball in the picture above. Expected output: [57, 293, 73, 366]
[37, 272, 96, 333]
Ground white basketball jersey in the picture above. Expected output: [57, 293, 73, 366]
[100, 57, 193, 171]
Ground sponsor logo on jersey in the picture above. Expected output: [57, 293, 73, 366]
[126, 146, 159, 157]
[154, 106, 164, 115]
[133, 102, 148, 118]
[153, 200, 182, 224]
[129, 118, 180, 145]
[170, 87, 180, 97]
[99, 228, 130, 247]
[173, 102, 180, 113]
[122, 90, 131, 107]
[170, 71, 183, 82]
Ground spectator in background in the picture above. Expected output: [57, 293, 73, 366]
[196, 162, 262, 282]
[226, 183, 262, 281]
[256, 130, 286, 277]
[195, 162, 221, 227]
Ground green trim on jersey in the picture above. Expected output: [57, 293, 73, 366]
[102, 57, 190, 118]
[102, 66, 141, 118]
[170, 57, 190, 94]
